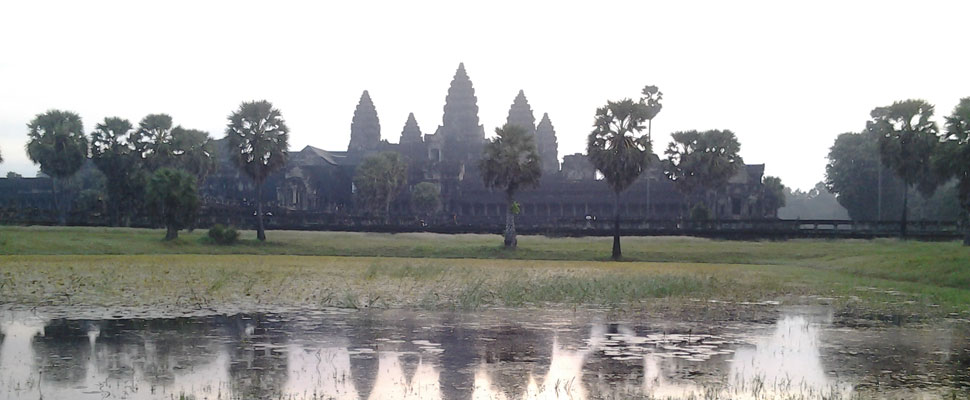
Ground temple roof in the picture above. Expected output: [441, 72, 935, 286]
[298, 145, 347, 166]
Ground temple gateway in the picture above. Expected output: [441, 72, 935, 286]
[201, 63, 770, 226]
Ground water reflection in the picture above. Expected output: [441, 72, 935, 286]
[0, 308, 966, 399]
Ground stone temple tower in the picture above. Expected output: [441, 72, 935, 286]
[506, 90, 537, 135]
[399, 112, 422, 145]
[399, 112, 426, 163]
[348, 90, 381, 153]
[434, 63, 485, 163]
[536, 113, 560, 173]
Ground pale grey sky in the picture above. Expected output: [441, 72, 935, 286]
[1, 0, 967, 190]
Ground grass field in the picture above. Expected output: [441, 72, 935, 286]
[1, 226, 968, 320]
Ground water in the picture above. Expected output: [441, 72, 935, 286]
[0, 306, 967, 399]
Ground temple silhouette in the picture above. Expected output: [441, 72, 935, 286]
[1, 63, 771, 227]
[202, 63, 769, 226]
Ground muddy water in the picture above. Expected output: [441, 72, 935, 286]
[0, 307, 967, 399]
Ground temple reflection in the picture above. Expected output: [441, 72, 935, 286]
[0, 309, 966, 399]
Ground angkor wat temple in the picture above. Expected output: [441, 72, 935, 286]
[1, 63, 771, 228]
[204, 63, 770, 226]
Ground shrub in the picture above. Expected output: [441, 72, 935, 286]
[208, 224, 239, 245]
[689, 204, 711, 221]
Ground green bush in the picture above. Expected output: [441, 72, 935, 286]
[208, 224, 239, 245]
[689, 204, 711, 221]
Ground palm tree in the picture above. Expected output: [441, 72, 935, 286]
[868, 99, 939, 238]
[26, 110, 88, 225]
[90, 117, 139, 226]
[641, 85, 663, 218]
[935, 97, 970, 245]
[587, 99, 652, 260]
[225, 100, 289, 241]
[133, 114, 176, 170]
[480, 124, 541, 248]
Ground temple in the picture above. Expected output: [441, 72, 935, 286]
[1, 63, 772, 227]
[210, 63, 771, 224]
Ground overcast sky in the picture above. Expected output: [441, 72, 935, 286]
[1, 0, 968, 190]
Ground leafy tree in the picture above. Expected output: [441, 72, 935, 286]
[411, 181, 441, 219]
[225, 100, 289, 241]
[867, 99, 940, 237]
[480, 124, 542, 248]
[6, 172, 22, 179]
[145, 168, 200, 240]
[587, 98, 652, 260]
[663, 129, 743, 218]
[354, 152, 409, 224]
[762, 176, 786, 218]
[935, 97, 970, 245]
[26, 110, 88, 225]
[825, 131, 905, 221]
[90, 117, 148, 225]
[0, 147, 3, 164]
[63, 163, 108, 217]
[778, 182, 851, 219]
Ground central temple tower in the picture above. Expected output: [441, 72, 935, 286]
[432, 63, 485, 164]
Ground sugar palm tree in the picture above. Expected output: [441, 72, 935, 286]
[225, 100, 289, 241]
[480, 124, 541, 248]
[26, 110, 88, 225]
[935, 97, 970, 245]
[587, 99, 652, 260]
[868, 99, 939, 237]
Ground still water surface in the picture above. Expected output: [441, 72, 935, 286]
[0, 307, 967, 399]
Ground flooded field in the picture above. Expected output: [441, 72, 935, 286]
[0, 306, 967, 399]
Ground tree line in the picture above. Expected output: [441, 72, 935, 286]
[7, 87, 778, 253]
[16, 100, 289, 241]
[825, 98, 970, 243]
[472, 85, 772, 259]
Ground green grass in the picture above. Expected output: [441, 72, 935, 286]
[0, 226, 968, 319]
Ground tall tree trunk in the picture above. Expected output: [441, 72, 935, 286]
[111, 198, 121, 227]
[256, 180, 266, 241]
[385, 197, 392, 225]
[50, 177, 65, 226]
[900, 186, 908, 239]
[612, 191, 621, 261]
[504, 194, 517, 248]
[713, 189, 719, 223]
[646, 177, 651, 220]
[877, 162, 883, 220]
[165, 224, 178, 240]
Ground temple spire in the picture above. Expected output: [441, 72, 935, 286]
[400, 112, 422, 144]
[436, 62, 484, 162]
[536, 112, 559, 173]
[506, 90, 536, 135]
[348, 90, 381, 152]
